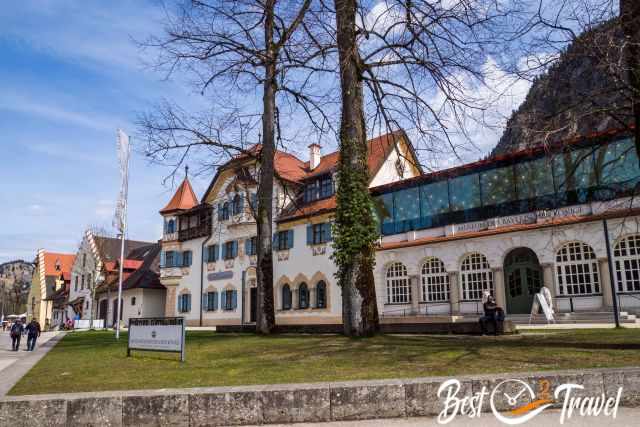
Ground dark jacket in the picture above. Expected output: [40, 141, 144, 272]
[10, 323, 24, 337]
[26, 322, 41, 337]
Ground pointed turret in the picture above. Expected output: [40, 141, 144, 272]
[159, 173, 199, 214]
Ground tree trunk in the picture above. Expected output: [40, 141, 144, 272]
[255, 0, 277, 335]
[621, 0, 640, 162]
[334, 0, 380, 337]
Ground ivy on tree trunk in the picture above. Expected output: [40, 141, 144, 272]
[333, 0, 380, 337]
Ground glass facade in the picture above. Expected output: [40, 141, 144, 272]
[376, 138, 639, 236]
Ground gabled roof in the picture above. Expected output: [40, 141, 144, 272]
[42, 252, 75, 277]
[97, 243, 163, 293]
[277, 131, 417, 222]
[160, 177, 199, 214]
[303, 130, 412, 180]
[92, 236, 155, 264]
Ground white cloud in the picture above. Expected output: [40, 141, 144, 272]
[0, 91, 123, 132]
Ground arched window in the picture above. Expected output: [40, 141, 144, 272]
[282, 284, 292, 310]
[460, 253, 493, 301]
[421, 257, 450, 302]
[555, 242, 600, 295]
[222, 202, 230, 220]
[614, 235, 640, 292]
[298, 283, 309, 309]
[386, 262, 411, 304]
[167, 219, 175, 233]
[316, 281, 327, 308]
[232, 194, 242, 215]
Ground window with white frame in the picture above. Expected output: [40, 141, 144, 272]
[460, 253, 493, 301]
[614, 235, 640, 292]
[386, 262, 411, 304]
[555, 241, 600, 295]
[421, 257, 450, 302]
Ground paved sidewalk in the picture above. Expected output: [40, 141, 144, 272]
[0, 330, 64, 397]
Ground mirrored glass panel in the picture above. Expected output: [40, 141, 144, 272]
[481, 166, 515, 206]
[449, 174, 481, 212]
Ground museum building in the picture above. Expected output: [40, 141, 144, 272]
[159, 129, 640, 327]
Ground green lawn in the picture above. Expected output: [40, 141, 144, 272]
[10, 329, 640, 395]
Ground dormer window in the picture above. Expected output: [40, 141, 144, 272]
[304, 175, 334, 203]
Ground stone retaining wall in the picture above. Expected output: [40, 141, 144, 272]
[1, 367, 639, 426]
[216, 320, 516, 335]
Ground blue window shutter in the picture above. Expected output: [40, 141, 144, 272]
[251, 193, 257, 211]
[221, 291, 226, 310]
[202, 294, 208, 311]
[288, 229, 294, 249]
[184, 251, 191, 266]
[234, 240, 239, 258]
[306, 225, 313, 245]
[327, 222, 333, 241]
[273, 233, 278, 248]
[245, 238, 251, 255]
[239, 194, 245, 212]
[221, 243, 227, 260]
[213, 291, 218, 310]
[217, 204, 222, 221]
[204, 247, 209, 263]
[176, 251, 183, 267]
[232, 290, 237, 309]
[160, 251, 165, 268]
[186, 294, 191, 312]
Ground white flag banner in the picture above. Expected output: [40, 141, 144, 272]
[113, 129, 130, 233]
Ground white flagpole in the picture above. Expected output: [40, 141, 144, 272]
[115, 129, 130, 340]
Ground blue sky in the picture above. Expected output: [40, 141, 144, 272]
[0, 0, 538, 264]
[0, 0, 216, 263]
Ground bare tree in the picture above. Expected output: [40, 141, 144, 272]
[330, 0, 528, 336]
[139, 0, 329, 334]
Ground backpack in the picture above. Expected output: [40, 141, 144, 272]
[10, 323, 20, 337]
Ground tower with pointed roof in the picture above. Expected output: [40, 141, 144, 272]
[160, 168, 200, 240]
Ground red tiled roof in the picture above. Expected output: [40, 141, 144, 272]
[304, 131, 406, 179]
[122, 259, 143, 270]
[278, 197, 337, 222]
[43, 252, 75, 277]
[160, 177, 199, 214]
[277, 131, 408, 222]
[275, 150, 308, 182]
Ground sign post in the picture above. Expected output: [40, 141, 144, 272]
[128, 317, 186, 362]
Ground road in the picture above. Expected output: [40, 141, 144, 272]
[0, 329, 63, 397]
[244, 408, 640, 427]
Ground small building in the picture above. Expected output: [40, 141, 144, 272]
[27, 250, 74, 329]
[67, 230, 158, 324]
[95, 243, 165, 327]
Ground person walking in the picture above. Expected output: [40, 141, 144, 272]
[25, 320, 41, 351]
[9, 319, 24, 351]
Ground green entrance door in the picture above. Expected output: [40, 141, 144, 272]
[504, 248, 542, 314]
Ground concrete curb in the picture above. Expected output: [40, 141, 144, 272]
[1, 367, 639, 426]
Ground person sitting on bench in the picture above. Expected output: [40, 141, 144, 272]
[479, 294, 498, 335]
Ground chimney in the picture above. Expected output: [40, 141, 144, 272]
[309, 143, 321, 170]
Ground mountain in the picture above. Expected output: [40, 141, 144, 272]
[493, 19, 631, 155]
